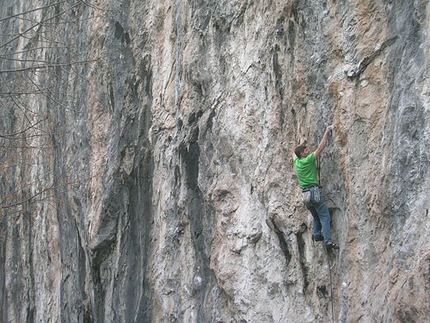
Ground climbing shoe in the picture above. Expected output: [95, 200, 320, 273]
[325, 242, 339, 250]
[312, 234, 324, 242]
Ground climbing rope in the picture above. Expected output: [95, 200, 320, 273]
[317, 135, 321, 186]
[327, 251, 335, 323]
[320, 134, 335, 323]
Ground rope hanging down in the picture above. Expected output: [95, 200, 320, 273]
[327, 250, 335, 323]
[317, 135, 321, 185]
[318, 133, 334, 323]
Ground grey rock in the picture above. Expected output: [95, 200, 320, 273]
[0, 0, 429, 322]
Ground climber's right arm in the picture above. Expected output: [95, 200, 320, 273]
[314, 125, 334, 158]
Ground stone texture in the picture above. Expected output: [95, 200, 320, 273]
[1, 0, 429, 322]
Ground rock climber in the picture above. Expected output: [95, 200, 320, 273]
[293, 125, 339, 250]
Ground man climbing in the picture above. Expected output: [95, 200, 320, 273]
[293, 125, 339, 250]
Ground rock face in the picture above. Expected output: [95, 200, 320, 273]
[1, 0, 430, 322]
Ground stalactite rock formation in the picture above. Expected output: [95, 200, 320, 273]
[1, 0, 430, 322]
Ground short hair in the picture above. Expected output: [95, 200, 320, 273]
[295, 145, 307, 158]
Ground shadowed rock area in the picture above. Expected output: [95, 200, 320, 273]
[1, 0, 429, 322]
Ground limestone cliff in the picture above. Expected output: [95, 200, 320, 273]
[1, 0, 429, 322]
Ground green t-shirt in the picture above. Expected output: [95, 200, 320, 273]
[294, 152, 318, 189]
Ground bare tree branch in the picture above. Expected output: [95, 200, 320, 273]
[0, 118, 47, 139]
[0, 58, 99, 74]
[0, 1, 84, 50]
[0, 1, 67, 23]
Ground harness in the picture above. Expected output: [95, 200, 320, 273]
[302, 184, 320, 192]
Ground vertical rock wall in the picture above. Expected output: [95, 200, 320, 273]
[1, 0, 429, 322]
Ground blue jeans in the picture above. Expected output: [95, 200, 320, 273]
[304, 193, 332, 244]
